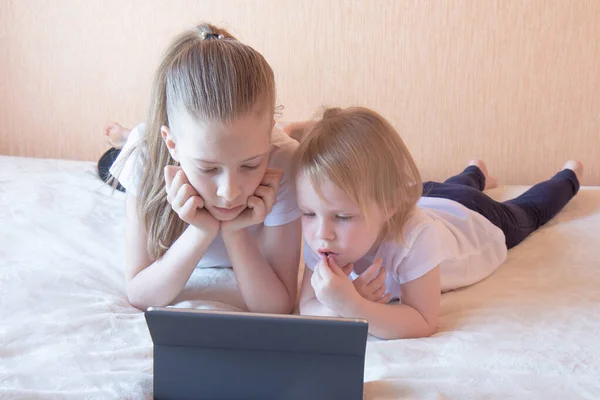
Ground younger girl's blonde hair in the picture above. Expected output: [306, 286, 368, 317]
[114, 23, 276, 260]
[293, 107, 423, 242]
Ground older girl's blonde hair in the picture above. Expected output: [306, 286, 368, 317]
[114, 23, 276, 260]
[293, 107, 423, 242]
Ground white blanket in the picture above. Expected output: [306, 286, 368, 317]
[1, 155, 599, 399]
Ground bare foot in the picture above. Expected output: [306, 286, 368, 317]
[468, 159, 498, 190]
[105, 122, 131, 149]
[562, 160, 584, 181]
[282, 120, 316, 142]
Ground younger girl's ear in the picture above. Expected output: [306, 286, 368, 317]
[161, 126, 179, 162]
[385, 196, 403, 220]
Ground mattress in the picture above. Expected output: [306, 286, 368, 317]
[1, 155, 599, 399]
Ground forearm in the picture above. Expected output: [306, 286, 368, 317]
[127, 226, 215, 310]
[223, 229, 292, 314]
[341, 299, 438, 340]
[299, 297, 341, 317]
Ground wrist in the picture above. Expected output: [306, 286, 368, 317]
[339, 293, 367, 318]
[221, 227, 251, 247]
[313, 300, 342, 317]
[221, 220, 241, 235]
[190, 224, 219, 244]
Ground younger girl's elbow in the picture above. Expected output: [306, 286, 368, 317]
[423, 317, 439, 337]
[422, 324, 438, 338]
[416, 308, 439, 338]
[389, 325, 437, 340]
[383, 320, 439, 340]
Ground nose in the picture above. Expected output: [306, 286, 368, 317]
[316, 218, 335, 241]
[216, 173, 242, 202]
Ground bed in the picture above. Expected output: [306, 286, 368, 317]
[1, 155, 599, 399]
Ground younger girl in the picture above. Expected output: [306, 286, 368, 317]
[111, 23, 302, 313]
[294, 107, 583, 340]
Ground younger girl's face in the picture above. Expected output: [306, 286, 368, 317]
[164, 110, 273, 221]
[296, 171, 388, 267]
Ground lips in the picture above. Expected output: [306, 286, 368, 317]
[318, 249, 339, 258]
[213, 205, 244, 214]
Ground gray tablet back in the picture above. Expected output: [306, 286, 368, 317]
[144, 308, 369, 400]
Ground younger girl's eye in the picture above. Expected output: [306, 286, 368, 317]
[336, 215, 353, 221]
[302, 212, 315, 218]
[242, 164, 260, 170]
[198, 167, 217, 173]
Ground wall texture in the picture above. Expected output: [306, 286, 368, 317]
[1, 0, 598, 184]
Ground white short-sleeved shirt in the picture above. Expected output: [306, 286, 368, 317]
[110, 123, 302, 268]
[304, 196, 508, 300]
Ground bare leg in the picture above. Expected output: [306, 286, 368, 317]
[282, 120, 316, 142]
[439, 159, 498, 191]
[467, 159, 498, 190]
[104, 122, 131, 150]
[562, 160, 584, 180]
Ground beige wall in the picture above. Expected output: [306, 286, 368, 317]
[1, 0, 599, 185]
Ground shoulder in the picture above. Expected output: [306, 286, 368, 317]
[380, 209, 455, 283]
[262, 127, 302, 226]
[377, 210, 448, 263]
[399, 208, 449, 248]
[267, 127, 299, 169]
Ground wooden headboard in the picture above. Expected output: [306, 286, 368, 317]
[1, 0, 598, 185]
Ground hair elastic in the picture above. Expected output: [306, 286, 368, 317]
[200, 32, 224, 40]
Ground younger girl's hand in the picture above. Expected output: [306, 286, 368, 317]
[164, 166, 220, 238]
[311, 256, 362, 315]
[221, 168, 283, 234]
[351, 259, 391, 304]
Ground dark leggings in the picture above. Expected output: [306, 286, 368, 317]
[97, 147, 125, 192]
[422, 166, 580, 249]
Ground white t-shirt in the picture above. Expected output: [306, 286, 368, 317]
[304, 196, 508, 300]
[110, 123, 302, 268]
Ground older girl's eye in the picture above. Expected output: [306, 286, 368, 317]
[336, 215, 353, 221]
[242, 164, 260, 170]
[302, 212, 315, 218]
[198, 167, 217, 173]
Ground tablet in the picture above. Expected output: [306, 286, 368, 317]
[145, 307, 369, 400]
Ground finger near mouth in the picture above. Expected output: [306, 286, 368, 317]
[318, 251, 338, 258]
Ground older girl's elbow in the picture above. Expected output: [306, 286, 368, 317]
[126, 288, 148, 311]
[125, 282, 156, 311]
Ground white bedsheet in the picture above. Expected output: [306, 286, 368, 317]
[1, 155, 599, 399]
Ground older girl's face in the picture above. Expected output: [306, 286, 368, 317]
[163, 110, 273, 221]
